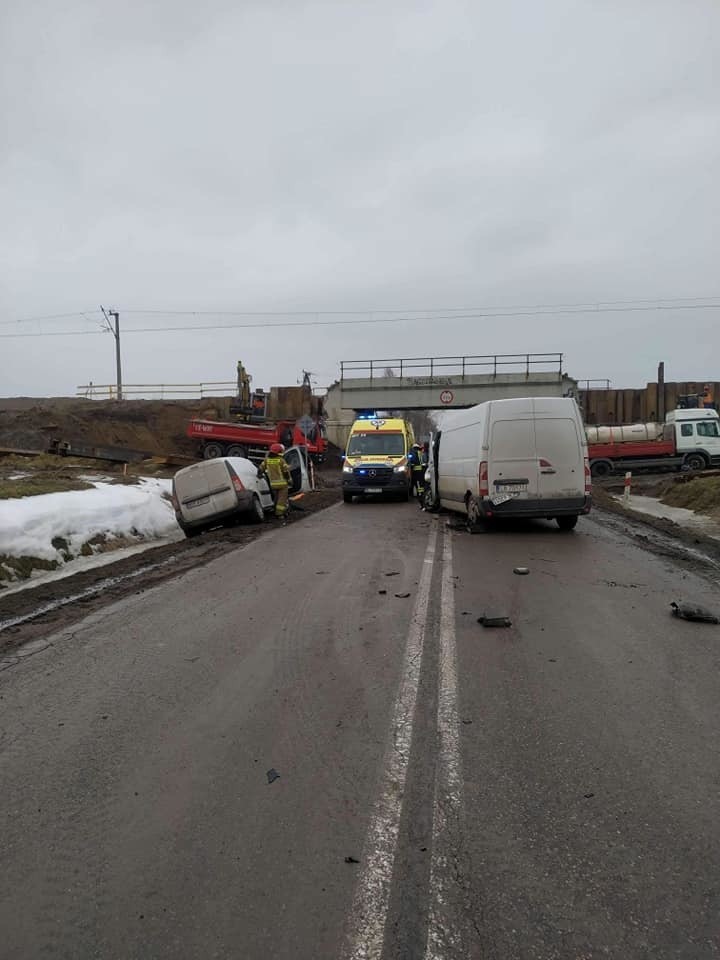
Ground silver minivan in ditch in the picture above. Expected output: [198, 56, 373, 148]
[172, 447, 311, 537]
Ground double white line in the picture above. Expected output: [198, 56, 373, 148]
[342, 524, 466, 960]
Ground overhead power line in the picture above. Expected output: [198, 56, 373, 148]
[1, 299, 719, 339]
[2, 295, 720, 328]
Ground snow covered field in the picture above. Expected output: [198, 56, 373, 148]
[0, 479, 182, 586]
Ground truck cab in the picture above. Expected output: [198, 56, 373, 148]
[342, 417, 415, 502]
[665, 408, 720, 469]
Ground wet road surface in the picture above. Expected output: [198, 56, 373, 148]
[1, 502, 719, 958]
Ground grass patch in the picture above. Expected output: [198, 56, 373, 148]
[0, 555, 60, 582]
[0, 476, 93, 499]
[661, 476, 720, 517]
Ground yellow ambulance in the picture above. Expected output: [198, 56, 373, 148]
[342, 416, 416, 502]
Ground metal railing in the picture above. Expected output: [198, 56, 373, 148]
[577, 379, 612, 391]
[340, 353, 564, 382]
[77, 382, 237, 399]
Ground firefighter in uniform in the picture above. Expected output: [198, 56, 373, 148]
[408, 443, 425, 500]
[258, 443, 292, 521]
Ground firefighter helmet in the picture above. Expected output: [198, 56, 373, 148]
[270, 443, 284, 454]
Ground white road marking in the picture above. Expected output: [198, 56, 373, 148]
[342, 524, 439, 960]
[425, 527, 466, 959]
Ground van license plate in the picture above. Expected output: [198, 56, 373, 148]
[187, 496, 210, 508]
[491, 493, 514, 506]
[495, 483, 527, 492]
[365, 487, 382, 494]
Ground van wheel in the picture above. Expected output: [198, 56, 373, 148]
[556, 515, 578, 531]
[182, 524, 203, 538]
[226, 444, 248, 458]
[249, 494, 265, 523]
[466, 496, 484, 533]
[684, 452, 707, 472]
[203, 442, 224, 460]
[343, 493, 353, 503]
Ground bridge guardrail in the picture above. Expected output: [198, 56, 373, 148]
[340, 353, 564, 382]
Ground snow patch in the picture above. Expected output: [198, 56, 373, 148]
[0, 479, 180, 575]
[615, 494, 720, 541]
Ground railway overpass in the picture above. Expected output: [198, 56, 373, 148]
[324, 353, 579, 448]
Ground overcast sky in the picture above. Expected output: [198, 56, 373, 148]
[1, 0, 719, 397]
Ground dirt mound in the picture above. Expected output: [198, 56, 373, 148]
[661, 475, 720, 518]
[0, 397, 233, 457]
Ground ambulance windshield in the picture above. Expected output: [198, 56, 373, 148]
[347, 432, 405, 457]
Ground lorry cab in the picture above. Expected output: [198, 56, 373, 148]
[665, 408, 720, 468]
[342, 417, 415, 502]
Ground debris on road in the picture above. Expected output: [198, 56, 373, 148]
[513, 567, 530, 575]
[344, 856, 360, 864]
[385, 571, 400, 577]
[670, 601, 719, 624]
[478, 615, 512, 628]
[266, 768, 280, 784]
[394, 592, 411, 599]
[378, 589, 387, 595]
[584, 792, 595, 799]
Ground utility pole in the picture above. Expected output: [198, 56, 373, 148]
[100, 306, 123, 400]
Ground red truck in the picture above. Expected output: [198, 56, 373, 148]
[187, 417, 328, 464]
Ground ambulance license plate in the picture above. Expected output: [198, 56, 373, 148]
[491, 493, 514, 506]
[365, 487, 382, 494]
[187, 496, 210, 508]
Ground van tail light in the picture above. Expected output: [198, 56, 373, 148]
[227, 463, 245, 493]
[479, 461, 489, 496]
[539, 458, 552, 467]
[584, 457, 592, 493]
[171, 489, 180, 510]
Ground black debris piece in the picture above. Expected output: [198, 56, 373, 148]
[477, 615, 512, 628]
[378, 589, 387, 595]
[670, 601, 719, 624]
[513, 567, 530, 576]
[267, 768, 280, 784]
[344, 856, 360, 864]
[385, 572, 400, 577]
[395, 593, 411, 599]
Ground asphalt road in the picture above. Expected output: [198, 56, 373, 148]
[1, 502, 719, 959]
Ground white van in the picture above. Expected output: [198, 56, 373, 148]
[432, 397, 591, 530]
[172, 447, 311, 537]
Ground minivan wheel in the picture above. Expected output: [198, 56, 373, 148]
[556, 515, 578, 531]
[343, 492, 353, 504]
[249, 494, 265, 523]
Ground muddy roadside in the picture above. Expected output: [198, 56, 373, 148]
[0, 488, 340, 658]
[591, 483, 720, 580]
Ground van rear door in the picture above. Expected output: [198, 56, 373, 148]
[488, 418, 538, 504]
[534, 417, 584, 499]
[177, 460, 235, 521]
